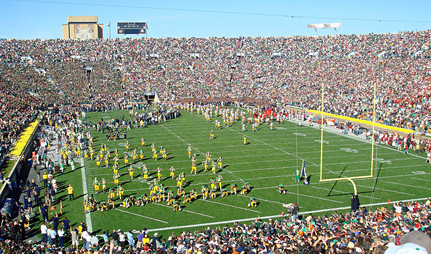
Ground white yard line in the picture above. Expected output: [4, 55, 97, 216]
[380, 180, 431, 191]
[234, 194, 290, 205]
[113, 208, 168, 223]
[356, 184, 415, 196]
[200, 199, 261, 213]
[152, 203, 215, 218]
[410, 177, 431, 182]
[284, 191, 344, 203]
[311, 186, 380, 200]
[80, 157, 93, 232]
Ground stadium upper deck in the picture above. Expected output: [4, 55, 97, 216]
[1, 30, 431, 131]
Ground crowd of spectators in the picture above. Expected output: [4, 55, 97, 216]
[0, 198, 429, 253]
[1, 30, 431, 253]
[1, 31, 431, 130]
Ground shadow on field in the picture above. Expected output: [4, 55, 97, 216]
[326, 164, 382, 197]
[183, 180, 193, 188]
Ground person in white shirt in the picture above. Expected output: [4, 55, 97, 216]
[81, 230, 88, 249]
[40, 223, 48, 243]
[119, 231, 126, 249]
[58, 228, 65, 247]
[49, 226, 57, 246]
[90, 233, 99, 247]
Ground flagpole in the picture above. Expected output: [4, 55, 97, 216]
[320, 83, 325, 181]
[296, 118, 299, 205]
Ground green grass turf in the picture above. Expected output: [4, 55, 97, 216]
[42, 108, 431, 237]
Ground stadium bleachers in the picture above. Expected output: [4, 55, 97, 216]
[1, 31, 431, 253]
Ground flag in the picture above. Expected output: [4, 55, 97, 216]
[301, 160, 307, 177]
[301, 160, 310, 185]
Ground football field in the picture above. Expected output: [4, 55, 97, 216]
[55, 108, 431, 236]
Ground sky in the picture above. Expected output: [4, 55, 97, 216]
[1, 0, 431, 39]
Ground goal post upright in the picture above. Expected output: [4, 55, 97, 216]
[319, 81, 377, 196]
[320, 82, 325, 182]
[370, 81, 377, 178]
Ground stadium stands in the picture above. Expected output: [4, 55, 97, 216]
[1, 31, 431, 253]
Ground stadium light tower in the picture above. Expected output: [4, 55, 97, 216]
[307, 23, 341, 35]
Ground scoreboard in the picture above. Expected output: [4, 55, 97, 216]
[117, 22, 147, 35]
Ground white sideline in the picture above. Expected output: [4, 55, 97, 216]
[145, 196, 431, 233]
[114, 208, 168, 223]
[80, 157, 93, 232]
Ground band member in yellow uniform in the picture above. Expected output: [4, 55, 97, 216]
[205, 151, 211, 162]
[231, 183, 237, 195]
[112, 164, 119, 174]
[221, 188, 228, 197]
[162, 148, 167, 160]
[216, 175, 223, 190]
[190, 189, 198, 201]
[96, 155, 101, 168]
[117, 185, 124, 200]
[176, 175, 182, 187]
[211, 161, 217, 174]
[172, 200, 181, 211]
[241, 184, 248, 195]
[169, 166, 175, 179]
[140, 149, 144, 160]
[104, 154, 109, 168]
[180, 172, 186, 185]
[132, 148, 137, 162]
[142, 164, 149, 181]
[152, 151, 158, 161]
[210, 179, 216, 191]
[187, 145, 192, 158]
[93, 177, 100, 194]
[201, 185, 209, 200]
[156, 167, 163, 180]
[83, 200, 90, 213]
[114, 155, 119, 166]
[177, 186, 185, 197]
[210, 189, 216, 199]
[128, 165, 134, 180]
[183, 193, 191, 204]
[141, 137, 145, 146]
[124, 155, 129, 165]
[209, 129, 215, 139]
[248, 197, 257, 207]
[191, 161, 197, 175]
[159, 145, 164, 155]
[243, 135, 247, 145]
[113, 172, 120, 186]
[204, 160, 209, 172]
[217, 156, 223, 169]
[108, 188, 115, 199]
[167, 191, 175, 205]
[101, 178, 107, 192]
